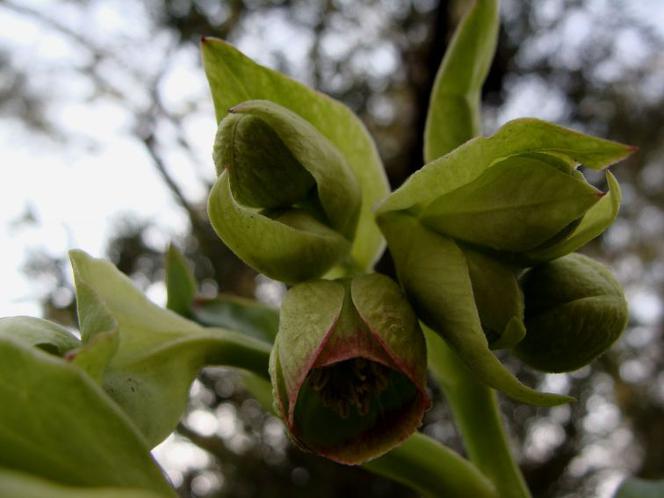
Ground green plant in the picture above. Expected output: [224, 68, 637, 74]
[0, 1, 652, 497]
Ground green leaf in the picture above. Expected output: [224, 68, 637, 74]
[0, 469, 167, 498]
[66, 280, 119, 382]
[364, 432, 497, 498]
[377, 211, 572, 406]
[378, 118, 634, 216]
[190, 295, 278, 345]
[0, 337, 175, 496]
[164, 245, 279, 344]
[420, 155, 602, 251]
[208, 172, 350, 283]
[527, 171, 622, 261]
[0, 316, 79, 356]
[424, 0, 499, 161]
[163, 248, 278, 412]
[69, 250, 272, 447]
[614, 478, 664, 498]
[165, 244, 197, 316]
[201, 38, 390, 271]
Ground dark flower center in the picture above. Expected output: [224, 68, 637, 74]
[307, 358, 391, 418]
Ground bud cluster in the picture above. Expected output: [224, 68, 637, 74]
[376, 119, 633, 404]
[205, 85, 632, 462]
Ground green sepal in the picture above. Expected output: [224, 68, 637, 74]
[351, 273, 428, 386]
[377, 211, 572, 406]
[274, 279, 346, 413]
[420, 154, 602, 252]
[208, 171, 350, 283]
[424, 0, 499, 161]
[378, 118, 634, 216]
[214, 111, 315, 209]
[219, 100, 360, 239]
[269, 332, 289, 419]
[202, 38, 389, 271]
[526, 171, 622, 261]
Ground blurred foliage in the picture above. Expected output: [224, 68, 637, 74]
[2, 0, 663, 497]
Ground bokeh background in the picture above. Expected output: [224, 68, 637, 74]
[1, 0, 663, 497]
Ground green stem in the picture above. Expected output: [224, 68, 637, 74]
[426, 328, 531, 498]
[364, 432, 497, 498]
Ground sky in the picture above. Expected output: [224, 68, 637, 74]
[0, 0, 211, 316]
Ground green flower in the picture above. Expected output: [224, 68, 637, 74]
[208, 99, 361, 283]
[515, 253, 628, 372]
[270, 274, 430, 464]
[376, 119, 633, 405]
[418, 151, 603, 256]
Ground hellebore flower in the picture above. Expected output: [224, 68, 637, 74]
[269, 274, 430, 464]
[376, 119, 634, 406]
[419, 151, 604, 255]
[208, 99, 361, 283]
[515, 253, 628, 372]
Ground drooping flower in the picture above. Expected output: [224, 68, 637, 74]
[270, 273, 430, 464]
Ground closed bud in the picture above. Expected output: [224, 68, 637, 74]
[515, 253, 628, 372]
[208, 100, 361, 283]
[215, 112, 316, 209]
[420, 152, 603, 254]
[269, 274, 430, 464]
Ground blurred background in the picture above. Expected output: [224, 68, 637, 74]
[1, 0, 663, 497]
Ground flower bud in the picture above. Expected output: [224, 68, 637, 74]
[514, 253, 628, 372]
[208, 100, 361, 283]
[270, 274, 430, 464]
[377, 211, 571, 406]
[420, 152, 603, 254]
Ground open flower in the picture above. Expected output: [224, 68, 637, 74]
[269, 273, 430, 464]
[208, 99, 361, 283]
[515, 253, 629, 372]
